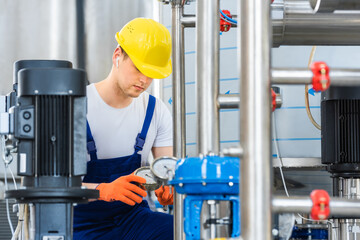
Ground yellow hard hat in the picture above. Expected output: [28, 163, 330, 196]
[115, 18, 172, 79]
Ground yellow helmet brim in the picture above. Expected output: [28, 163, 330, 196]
[129, 53, 172, 79]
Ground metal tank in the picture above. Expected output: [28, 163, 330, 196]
[0, 0, 154, 93]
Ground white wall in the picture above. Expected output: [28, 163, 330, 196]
[160, 1, 360, 195]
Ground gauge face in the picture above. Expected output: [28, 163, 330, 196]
[151, 156, 178, 180]
[134, 166, 160, 191]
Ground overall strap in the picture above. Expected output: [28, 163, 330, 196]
[86, 120, 98, 161]
[134, 95, 156, 153]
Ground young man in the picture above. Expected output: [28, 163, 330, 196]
[73, 18, 174, 240]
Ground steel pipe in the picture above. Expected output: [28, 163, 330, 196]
[181, 14, 237, 28]
[272, 69, 313, 84]
[239, 0, 272, 239]
[180, 3, 360, 46]
[171, 2, 186, 240]
[272, 69, 360, 86]
[273, 14, 360, 46]
[222, 146, 243, 158]
[218, 93, 282, 110]
[196, 0, 220, 155]
[152, 1, 164, 100]
[196, 1, 222, 238]
[273, 0, 360, 46]
[171, 2, 186, 161]
[273, 196, 360, 217]
[181, 15, 195, 28]
[310, 0, 360, 12]
[217, 94, 240, 109]
[283, 0, 315, 14]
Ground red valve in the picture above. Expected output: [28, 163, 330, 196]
[310, 189, 330, 220]
[271, 89, 276, 112]
[220, 10, 232, 32]
[311, 61, 330, 92]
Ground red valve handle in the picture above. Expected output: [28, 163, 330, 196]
[220, 10, 232, 33]
[310, 189, 330, 220]
[311, 61, 330, 92]
[271, 89, 277, 112]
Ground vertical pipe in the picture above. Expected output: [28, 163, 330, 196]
[197, 1, 221, 238]
[196, 0, 220, 155]
[239, 0, 272, 239]
[152, 0, 164, 99]
[75, 0, 86, 71]
[171, 1, 186, 240]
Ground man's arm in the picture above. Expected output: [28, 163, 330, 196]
[152, 146, 173, 159]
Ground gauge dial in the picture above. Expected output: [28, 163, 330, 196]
[134, 166, 160, 191]
[151, 156, 178, 181]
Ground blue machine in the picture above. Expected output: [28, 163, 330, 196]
[291, 225, 328, 240]
[170, 156, 240, 240]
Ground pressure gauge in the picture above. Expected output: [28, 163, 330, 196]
[151, 156, 178, 181]
[134, 166, 160, 191]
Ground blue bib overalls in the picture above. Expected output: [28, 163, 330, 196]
[73, 95, 173, 240]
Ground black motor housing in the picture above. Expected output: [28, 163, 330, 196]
[321, 86, 360, 177]
[5, 60, 98, 240]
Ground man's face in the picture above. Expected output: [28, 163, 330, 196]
[116, 56, 153, 98]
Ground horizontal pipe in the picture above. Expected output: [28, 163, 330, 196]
[330, 70, 360, 86]
[273, 196, 360, 217]
[310, 0, 360, 12]
[181, 15, 195, 27]
[182, 10, 360, 46]
[218, 94, 240, 109]
[181, 15, 237, 28]
[222, 146, 243, 158]
[273, 13, 360, 46]
[272, 69, 313, 84]
[218, 93, 283, 110]
[272, 69, 360, 86]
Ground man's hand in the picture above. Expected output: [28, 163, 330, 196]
[96, 174, 147, 205]
[155, 185, 174, 206]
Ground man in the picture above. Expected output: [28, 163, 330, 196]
[73, 18, 174, 240]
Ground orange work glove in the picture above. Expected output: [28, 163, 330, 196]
[96, 174, 147, 206]
[155, 186, 174, 206]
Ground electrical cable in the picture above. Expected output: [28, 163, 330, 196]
[305, 46, 321, 130]
[4, 164, 15, 235]
[272, 111, 293, 240]
[2, 135, 21, 240]
[9, 167, 17, 190]
[272, 112, 289, 197]
[220, 15, 234, 25]
[219, 10, 237, 24]
[2, 135, 15, 235]
[10, 166, 21, 240]
[11, 204, 24, 240]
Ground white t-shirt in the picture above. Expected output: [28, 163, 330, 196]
[86, 84, 173, 166]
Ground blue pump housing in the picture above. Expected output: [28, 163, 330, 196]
[170, 156, 239, 195]
[170, 156, 240, 240]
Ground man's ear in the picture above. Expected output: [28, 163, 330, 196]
[113, 47, 122, 67]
